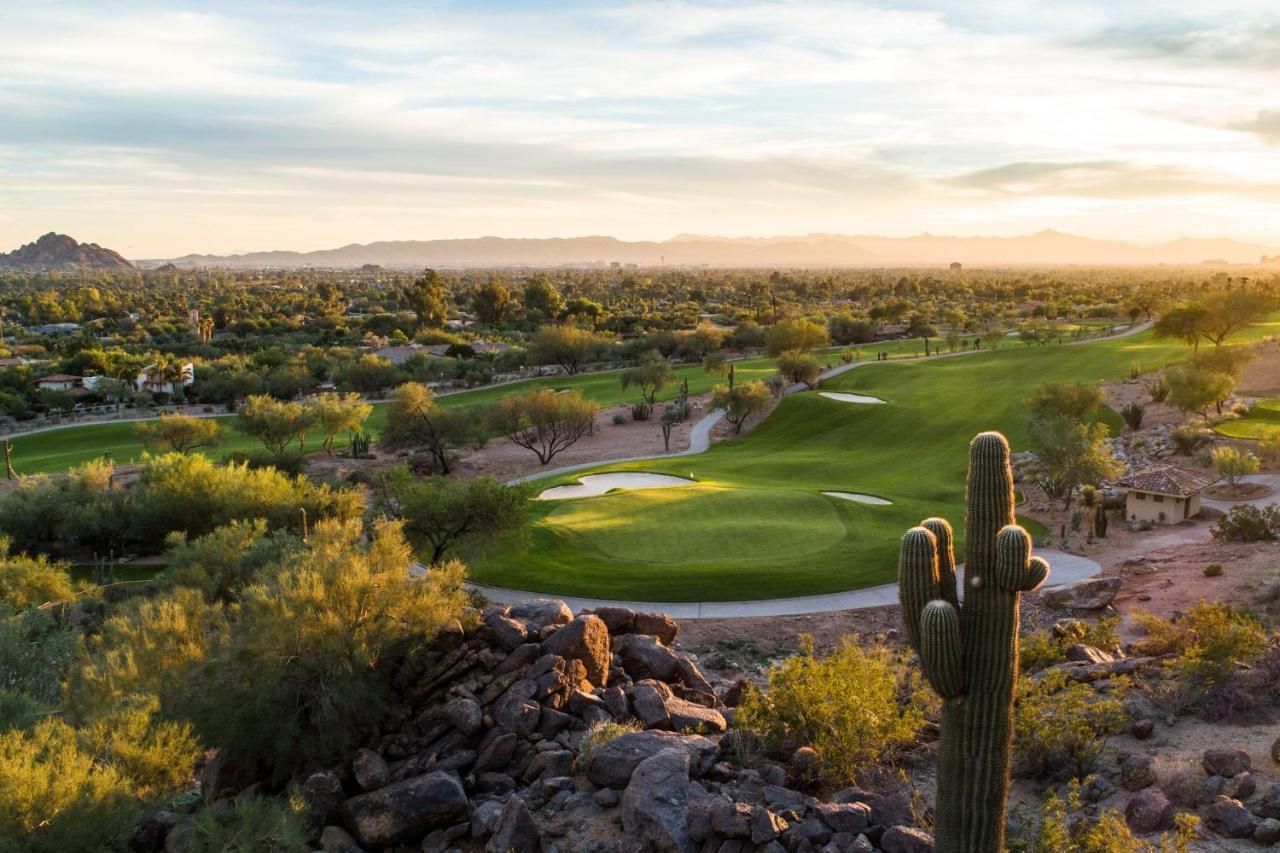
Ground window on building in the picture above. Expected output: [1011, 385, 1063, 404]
[1153, 494, 1164, 503]
[1134, 492, 1146, 500]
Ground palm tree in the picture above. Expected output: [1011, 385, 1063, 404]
[144, 358, 193, 402]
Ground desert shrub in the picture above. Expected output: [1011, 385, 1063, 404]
[1170, 424, 1213, 455]
[223, 448, 309, 476]
[737, 637, 926, 786]
[79, 695, 198, 798]
[1119, 402, 1145, 430]
[1015, 780, 1199, 852]
[1133, 602, 1269, 688]
[1211, 504, 1280, 542]
[1211, 446, 1260, 485]
[68, 587, 224, 724]
[1020, 617, 1120, 673]
[611, 411, 626, 425]
[0, 608, 78, 708]
[0, 461, 123, 557]
[1203, 563, 1223, 577]
[631, 401, 651, 421]
[164, 520, 300, 603]
[128, 452, 363, 547]
[0, 544, 76, 609]
[1147, 376, 1169, 404]
[179, 796, 310, 853]
[0, 687, 49, 731]
[1015, 671, 1128, 780]
[0, 717, 141, 853]
[578, 720, 643, 763]
[179, 518, 468, 781]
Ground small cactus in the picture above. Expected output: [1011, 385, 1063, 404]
[898, 431, 1049, 853]
[349, 431, 371, 458]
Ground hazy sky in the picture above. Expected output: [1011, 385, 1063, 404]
[2, 1, 1278, 256]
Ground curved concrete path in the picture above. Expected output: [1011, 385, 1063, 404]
[468, 549, 1101, 618]
[466, 322, 1155, 616]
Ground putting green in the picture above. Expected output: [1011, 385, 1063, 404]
[471, 316, 1280, 601]
[545, 486, 846, 566]
[1215, 397, 1280, 440]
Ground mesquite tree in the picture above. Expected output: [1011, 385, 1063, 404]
[898, 431, 1050, 853]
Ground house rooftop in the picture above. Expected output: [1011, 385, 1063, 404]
[1119, 465, 1218, 497]
[33, 373, 82, 383]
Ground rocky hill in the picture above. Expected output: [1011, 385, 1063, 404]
[0, 232, 133, 270]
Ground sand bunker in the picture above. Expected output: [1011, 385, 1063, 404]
[819, 392, 886, 404]
[537, 472, 696, 500]
[822, 491, 893, 505]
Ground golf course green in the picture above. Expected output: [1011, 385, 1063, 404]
[1215, 397, 1280, 440]
[468, 317, 1280, 601]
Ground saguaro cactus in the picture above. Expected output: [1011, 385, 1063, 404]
[898, 431, 1049, 853]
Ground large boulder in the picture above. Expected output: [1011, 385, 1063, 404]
[1118, 753, 1156, 791]
[199, 750, 259, 804]
[1203, 796, 1258, 839]
[634, 612, 679, 645]
[614, 633, 681, 682]
[1258, 782, 1280, 819]
[443, 696, 483, 735]
[541, 614, 611, 687]
[1040, 577, 1122, 611]
[582, 730, 717, 789]
[622, 748, 695, 853]
[1125, 788, 1174, 834]
[880, 826, 936, 853]
[1202, 748, 1251, 779]
[342, 772, 467, 847]
[351, 748, 390, 791]
[508, 599, 573, 634]
[485, 794, 542, 853]
[484, 610, 529, 651]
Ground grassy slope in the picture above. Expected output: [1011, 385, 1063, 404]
[469, 317, 1280, 601]
[1215, 398, 1280, 440]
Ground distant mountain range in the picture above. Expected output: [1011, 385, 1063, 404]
[151, 230, 1278, 268]
[5, 230, 1279, 271]
[0, 232, 134, 270]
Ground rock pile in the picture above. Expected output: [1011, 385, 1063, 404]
[162, 599, 936, 853]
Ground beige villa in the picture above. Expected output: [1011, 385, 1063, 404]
[1119, 465, 1218, 524]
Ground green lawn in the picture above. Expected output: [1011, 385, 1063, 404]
[1216, 397, 1280, 440]
[468, 317, 1280, 601]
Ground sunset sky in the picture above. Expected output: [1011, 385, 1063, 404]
[2, 1, 1278, 257]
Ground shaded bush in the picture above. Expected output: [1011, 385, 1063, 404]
[1020, 617, 1120, 674]
[179, 796, 310, 853]
[1211, 504, 1280, 542]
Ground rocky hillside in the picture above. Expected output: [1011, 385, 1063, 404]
[151, 600, 936, 853]
[0, 232, 133, 270]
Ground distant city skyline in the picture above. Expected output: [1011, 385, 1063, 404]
[2, 1, 1278, 256]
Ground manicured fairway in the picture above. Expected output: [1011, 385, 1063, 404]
[469, 317, 1280, 601]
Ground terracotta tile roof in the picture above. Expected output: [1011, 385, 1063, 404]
[33, 373, 82, 383]
[1119, 465, 1218, 497]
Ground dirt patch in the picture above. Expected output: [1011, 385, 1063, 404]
[1237, 337, 1280, 397]
[1203, 482, 1275, 501]
[1102, 375, 1185, 429]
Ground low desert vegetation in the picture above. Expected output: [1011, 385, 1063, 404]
[736, 636, 928, 787]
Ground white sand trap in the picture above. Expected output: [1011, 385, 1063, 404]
[537, 472, 696, 500]
[819, 392, 887, 404]
[823, 491, 893, 506]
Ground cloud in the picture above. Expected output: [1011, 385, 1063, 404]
[1232, 111, 1280, 145]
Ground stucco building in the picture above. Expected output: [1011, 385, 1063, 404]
[1119, 465, 1217, 524]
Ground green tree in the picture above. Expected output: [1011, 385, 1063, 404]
[1024, 381, 1104, 421]
[522, 276, 563, 320]
[620, 350, 673, 405]
[1199, 289, 1274, 347]
[776, 351, 822, 388]
[372, 467, 530, 563]
[236, 395, 315, 457]
[1165, 364, 1235, 415]
[1153, 303, 1209, 352]
[527, 325, 597, 375]
[1027, 415, 1123, 508]
[379, 382, 485, 474]
[711, 381, 772, 433]
[487, 388, 598, 465]
[305, 392, 372, 455]
[764, 318, 827, 356]
[136, 414, 225, 455]
[402, 268, 449, 329]
[472, 280, 510, 325]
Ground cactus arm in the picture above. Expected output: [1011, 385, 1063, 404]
[920, 600, 965, 699]
[994, 526, 1050, 592]
[898, 526, 941, 657]
[921, 516, 959, 609]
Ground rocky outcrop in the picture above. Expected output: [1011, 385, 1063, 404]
[0, 232, 133, 270]
[1039, 577, 1122, 610]
[150, 600, 934, 853]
